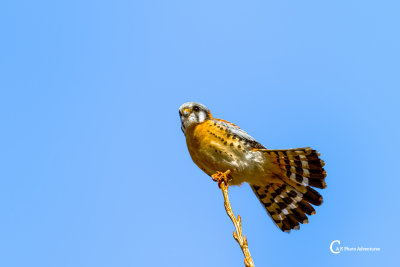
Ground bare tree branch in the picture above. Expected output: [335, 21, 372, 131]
[212, 170, 255, 267]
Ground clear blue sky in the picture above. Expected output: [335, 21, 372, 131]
[1, 1, 399, 266]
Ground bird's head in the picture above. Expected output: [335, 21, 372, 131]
[179, 102, 211, 134]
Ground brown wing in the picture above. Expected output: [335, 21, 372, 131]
[212, 119, 266, 150]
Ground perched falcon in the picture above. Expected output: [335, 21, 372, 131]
[179, 102, 327, 232]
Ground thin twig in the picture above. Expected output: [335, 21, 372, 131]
[212, 170, 255, 267]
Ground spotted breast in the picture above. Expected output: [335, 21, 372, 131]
[185, 119, 281, 186]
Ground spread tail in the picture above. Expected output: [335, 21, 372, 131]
[252, 147, 326, 232]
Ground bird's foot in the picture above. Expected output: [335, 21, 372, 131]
[211, 170, 231, 188]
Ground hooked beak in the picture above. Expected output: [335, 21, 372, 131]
[182, 108, 190, 116]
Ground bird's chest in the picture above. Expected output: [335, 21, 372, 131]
[185, 121, 266, 185]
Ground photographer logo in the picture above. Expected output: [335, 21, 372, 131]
[330, 240, 381, 254]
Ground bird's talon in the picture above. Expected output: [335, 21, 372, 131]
[211, 170, 230, 188]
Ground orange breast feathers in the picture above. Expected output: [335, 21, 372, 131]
[186, 120, 234, 153]
[185, 119, 248, 177]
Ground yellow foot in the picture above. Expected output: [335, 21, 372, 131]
[211, 170, 231, 188]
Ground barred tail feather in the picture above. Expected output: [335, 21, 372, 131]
[252, 147, 327, 232]
[252, 184, 310, 232]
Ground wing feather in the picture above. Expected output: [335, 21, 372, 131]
[212, 119, 266, 149]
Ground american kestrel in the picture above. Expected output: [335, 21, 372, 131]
[179, 102, 327, 232]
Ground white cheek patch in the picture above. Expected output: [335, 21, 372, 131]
[188, 114, 197, 122]
[198, 111, 206, 123]
[183, 114, 197, 129]
[182, 111, 207, 131]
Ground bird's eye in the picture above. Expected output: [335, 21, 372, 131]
[193, 106, 200, 112]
